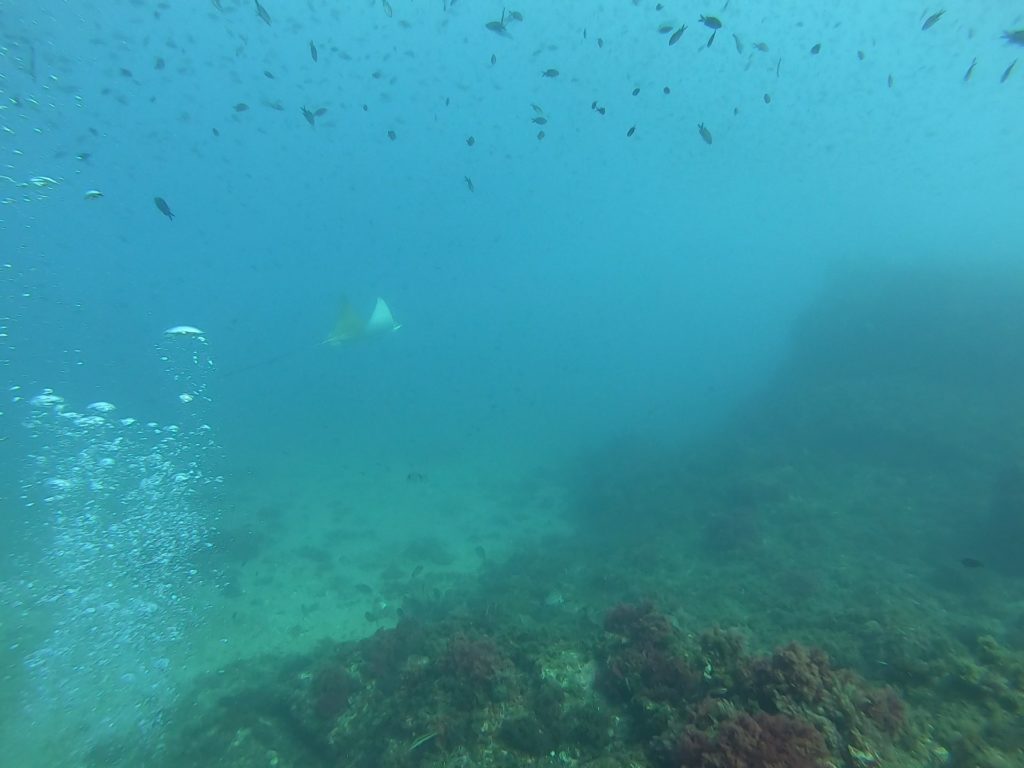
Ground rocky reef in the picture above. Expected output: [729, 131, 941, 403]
[103, 599, 945, 768]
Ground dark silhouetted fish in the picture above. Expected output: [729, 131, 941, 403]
[963, 57, 977, 82]
[309, 40, 318, 62]
[669, 26, 687, 46]
[1004, 29, 1024, 46]
[699, 15, 722, 29]
[1001, 59, 1017, 82]
[698, 122, 712, 144]
[922, 10, 944, 31]
[960, 557, 983, 568]
[254, 0, 271, 25]
[154, 197, 174, 220]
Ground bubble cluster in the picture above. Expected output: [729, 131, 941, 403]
[11, 330, 221, 756]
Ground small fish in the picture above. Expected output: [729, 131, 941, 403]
[532, 116, 547, 125]
[699, 15, 722, 30]
[382, 0, 393, 17]
[763, 93, 771, 103]
[254, 0, 271, 25]
[263, 70, 275, 79]
[541, 68, 559, 78]
[1004, 29, 1024, 46]
[697, 122, 712, 144]
[301, 105, 316, 126]
[597, 37, 604, 48]
[508, 10, 523, 22]
[658, 23, 674, 34]
[810, 43, 821, 55]
[531, 103, 544, 114]
[466, 135, 475, 146]
[706, 30, 716, 47]
[632, 87, 640, 96]
[963, 57, 977, 82]
[753, 41, 769, 52]
[154, 57, 165, 70]
[464, 176, 475, 192]
[233, 102, 249, 112]
[1001, 59, 1017, 82]
[154, 196, 174, 220]
[411, 564, 424, 578]
[626, 124, 636, 137]
[490, 53, 497, 65]
[663, 86, 671, 94]
[669, 25, 687, 46]
[314, 107, 327, 117]
[84, 189, 103, 200]
[536, 130, 545, 140]
[887, 73, 894, 88]
[387, 129, 397, 140]
[485, 19, 510, 37]
[922, 10, 944, 31]
[119, 67, 133, 78]
[212, 127, 220, 136]
[732, 33, 743, 53]
[857, 50, 865, 60]
[960, 557, 984, 569]
[309, 40, 318, 62]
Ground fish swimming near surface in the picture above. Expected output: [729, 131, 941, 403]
[698, 122, 712, 144]
[1003, 29, 1024, 46]
[309, 40, 318, 62]
[254, 0, 271, 25]
[921, 10, 944, 31]
[154, 196, 174, 220]
[963, 57, 977, 82]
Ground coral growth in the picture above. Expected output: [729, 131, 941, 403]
[746, 642, 905, 737]
[678, 711, 829, 768]
[598, 602, 699, 705]
[748, 642, 834, 707]
[438, 631, 512, 707]
[309, 663, 357, 720]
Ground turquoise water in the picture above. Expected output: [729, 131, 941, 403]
[1, 1, 1023, 766]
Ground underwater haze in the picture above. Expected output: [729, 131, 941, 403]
[1, 1, 1023, 767]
